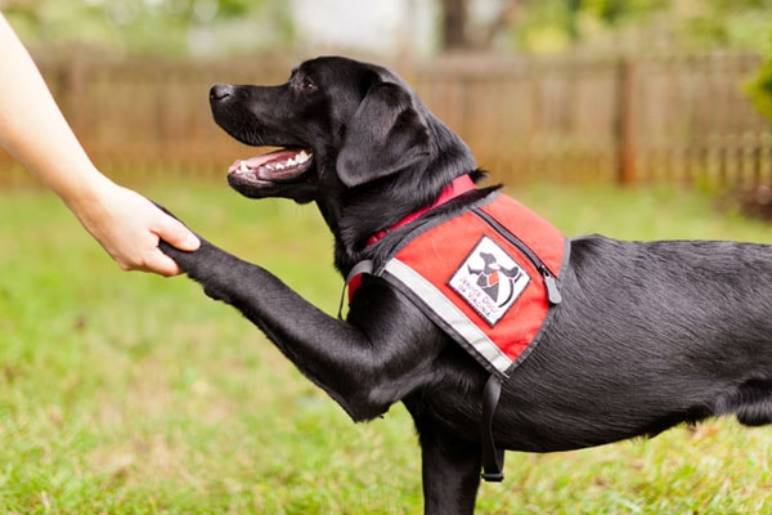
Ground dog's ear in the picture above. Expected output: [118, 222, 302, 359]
[336, 82, 430, 188]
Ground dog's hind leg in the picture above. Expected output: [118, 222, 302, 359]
[715, 378, 772, 427]
[413, 415, 481, 515]
[734, 380, 772, 427]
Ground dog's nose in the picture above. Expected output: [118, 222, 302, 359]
[210, 84, 234, 103]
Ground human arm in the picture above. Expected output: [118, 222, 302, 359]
[0, 13, 198, 275]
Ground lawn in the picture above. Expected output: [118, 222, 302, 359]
[0, 181, 770, 514]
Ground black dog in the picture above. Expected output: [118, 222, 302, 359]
[160, 56, 772, 514]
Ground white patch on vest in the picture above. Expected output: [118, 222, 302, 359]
[448, 236, 530, 326]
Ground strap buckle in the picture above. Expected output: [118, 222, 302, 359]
[482, 470, 504, 483]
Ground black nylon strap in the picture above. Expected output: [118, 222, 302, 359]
[338, 260, 374, 320]
[481, 374, 505, 482]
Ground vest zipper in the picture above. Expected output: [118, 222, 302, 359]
[472, 208, 562, 306]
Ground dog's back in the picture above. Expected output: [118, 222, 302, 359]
[513, 236, 772, 444]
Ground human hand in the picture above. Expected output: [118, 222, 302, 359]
[69, 177, 200, 276]
[0, 16, 198, 275]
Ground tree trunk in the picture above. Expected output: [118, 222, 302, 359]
[440, 0, 469, 50]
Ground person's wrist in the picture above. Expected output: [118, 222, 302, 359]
[62, 168, 116, 219]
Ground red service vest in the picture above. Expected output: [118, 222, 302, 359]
[347, 192, 567, 378]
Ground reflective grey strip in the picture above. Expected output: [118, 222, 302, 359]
[346, 259, 374, 284]
[339, 259, 375, 320]
[383, 258, 513, 374]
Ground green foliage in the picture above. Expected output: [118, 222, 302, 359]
[3, 0, 294, 56]
[513, 0, 580, 52]
[681, 0, 772, 50]
[746, 57, 772, 120]
[0, 181, 770, 512]
[674, 0, 772, 120]
[503, 0, 772, 120]
[508, 0, 772, 54]
[706, 1, 772, 120]
[508, 0, 667, 52]
[581, 0, 667, 25]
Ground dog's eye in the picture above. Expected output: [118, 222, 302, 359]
[300, 77, 317, 92]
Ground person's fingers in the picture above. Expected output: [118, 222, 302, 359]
[153, 213, 200, 252]
[140, 248, 182, 276]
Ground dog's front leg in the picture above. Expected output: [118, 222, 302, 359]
[160, 239, 440, 422]
[413, 417, 482, 515]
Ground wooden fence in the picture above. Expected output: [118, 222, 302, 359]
[2, 51, 771, 189]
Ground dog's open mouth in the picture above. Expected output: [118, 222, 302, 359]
[227, 148, 313, 185]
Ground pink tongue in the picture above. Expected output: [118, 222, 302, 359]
[228, 149, 299, 174]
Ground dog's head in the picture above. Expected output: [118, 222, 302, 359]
[210, 56, 475, 204]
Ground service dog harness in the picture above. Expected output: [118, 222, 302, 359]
[340, 175, 568, 482]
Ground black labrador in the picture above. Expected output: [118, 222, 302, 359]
[160, 56, 772, 514]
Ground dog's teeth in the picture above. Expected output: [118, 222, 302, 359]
[296, 151, 310, 163]
[239, 160, 248, 173]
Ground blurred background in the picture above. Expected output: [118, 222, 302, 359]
[2, 0, 772, 194]
[1, 1, 771, 513]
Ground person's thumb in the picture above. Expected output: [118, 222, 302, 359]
[142, 248, 182, 276]
[154, 214, 200, 252]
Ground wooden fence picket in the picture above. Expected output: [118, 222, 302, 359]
[1, 51, 770, 190]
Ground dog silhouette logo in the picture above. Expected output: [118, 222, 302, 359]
[449, 237, 530, 325]
[466, 252, 525, 306]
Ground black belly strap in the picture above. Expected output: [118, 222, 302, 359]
[481, 374, 505, 482]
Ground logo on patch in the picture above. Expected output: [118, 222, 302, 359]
[448, 236, 530, 325]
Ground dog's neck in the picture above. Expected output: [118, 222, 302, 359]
[322, 116, 479, 274]
[365, 174, 476, 246]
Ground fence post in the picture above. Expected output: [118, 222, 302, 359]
[614, 57, 636, 185]
[56, 56, 87, 134]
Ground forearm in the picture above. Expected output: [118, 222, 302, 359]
[0, 14, 110, 208]
[160, 237, 440, 419]
[0, 14, 197, 274]
[163, 239, 370, 363]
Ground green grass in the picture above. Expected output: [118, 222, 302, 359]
[0, 181, 770, 514]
